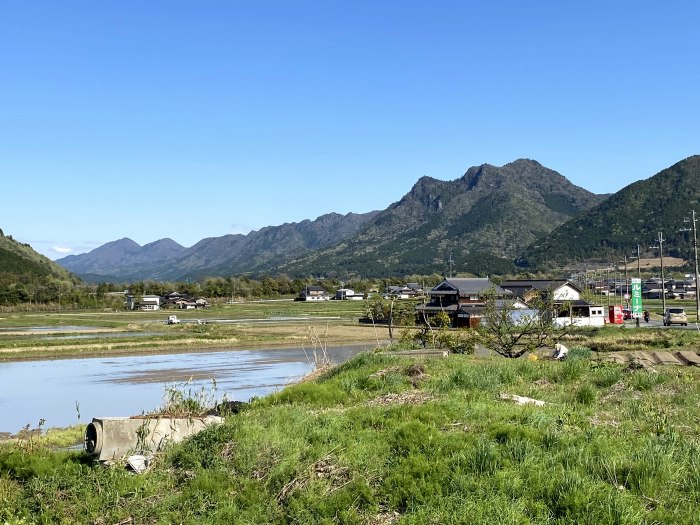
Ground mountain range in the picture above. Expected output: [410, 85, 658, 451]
[56, 158, 609, 281]
[57, 211, 380, 282]
[8, 156, 699, 285]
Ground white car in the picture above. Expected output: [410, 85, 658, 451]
[663, 308, 687, 326]
[167, 315, 180, 324]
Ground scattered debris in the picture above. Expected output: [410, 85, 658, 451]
[498, 393, 546, 407]
[126, 454, 153, 474]
[368, 367, 401, 380]
[276, 450, 350, 504]
[600, 381, 627, 403]
[366, 392, 433, 407]
[368, 510, 401, 525]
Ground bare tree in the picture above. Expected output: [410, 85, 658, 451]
[478, 291, 566, 358]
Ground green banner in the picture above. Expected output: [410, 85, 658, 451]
[631, 278, 643, 316]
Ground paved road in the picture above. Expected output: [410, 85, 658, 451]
[624, 319, 700, 330]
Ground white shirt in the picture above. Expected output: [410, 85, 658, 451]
[553, 343, 569, 360]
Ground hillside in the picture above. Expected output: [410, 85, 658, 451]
[0, 229, 75, 282]
[3, 349, 700, 522]
[518, 155, 700, 269]
[278, 159, 606, 277]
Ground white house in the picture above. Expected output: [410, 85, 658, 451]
[335, 289, 364, 300]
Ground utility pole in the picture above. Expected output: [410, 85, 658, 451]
[447, 251, 454, 278]
[682, 210, 700, 323]
[637, 244, 641, 281]
[658, 232, 666, 314]
[692, 211, 700, 324]
[624, 254, 629, 305]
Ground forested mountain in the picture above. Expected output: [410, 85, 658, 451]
[517, 155, 700, 269]
[0, 229, 78, 304]
[58, 212, 380, 282]
[276, 159, 606, 277]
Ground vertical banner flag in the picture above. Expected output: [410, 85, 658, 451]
[631, 278, 643, 317]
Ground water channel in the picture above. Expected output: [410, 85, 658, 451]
[0, 344, 371, 434]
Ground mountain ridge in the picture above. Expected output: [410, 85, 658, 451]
[518, 155, 700, 269]
[55, 158, 612, 280]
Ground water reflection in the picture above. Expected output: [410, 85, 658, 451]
[0, 345, 370, 433]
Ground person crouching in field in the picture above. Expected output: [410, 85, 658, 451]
[551, 342, 569, 360]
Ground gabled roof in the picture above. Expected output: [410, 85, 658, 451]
[431, 278, 509, 296]
[499, 279, 582, 293]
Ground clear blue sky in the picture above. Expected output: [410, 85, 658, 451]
[2, 1, 698, 259]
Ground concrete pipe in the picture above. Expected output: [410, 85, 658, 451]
[84, 416, 223, 461]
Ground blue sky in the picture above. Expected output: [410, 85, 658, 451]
[1, 1, 698, 259]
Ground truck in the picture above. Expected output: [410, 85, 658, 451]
[167, 315, 180, 325]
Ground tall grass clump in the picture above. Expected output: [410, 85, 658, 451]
[628, 368, 668, 391]
[591, 363, 623, 388]
[574, 382, 597, 405]
[438, 362, 517, 393]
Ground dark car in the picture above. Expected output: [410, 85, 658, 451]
[622, 308, 632, 320]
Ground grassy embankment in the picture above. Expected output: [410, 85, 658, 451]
[2, 346, 700, 523]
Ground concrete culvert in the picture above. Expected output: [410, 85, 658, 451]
[84, 416, 223, 461]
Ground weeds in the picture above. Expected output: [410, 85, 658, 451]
[303, 324, 331, 369]
[3, 353, 700, 523]
[157, 378, 221, 417]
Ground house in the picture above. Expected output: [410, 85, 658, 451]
[385, 283, 426, 299]
[296, 285, 330, 301]
[125, 294, 162, 311]
[127, 292, 209, 311]
[499, 279, 583, 303]
[335, 288, 364, 300]
[415, 278, 513, 328]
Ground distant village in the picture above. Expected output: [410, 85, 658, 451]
[125, 274, 694, 331]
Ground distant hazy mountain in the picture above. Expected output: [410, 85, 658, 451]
[277, 159, 607, 277]
[517, 155, 700, 269]
[58, 212, 380, 281]
[0, 229, 75, 282]
[57, 238, 186, 280]
[153, 211, 381, 280]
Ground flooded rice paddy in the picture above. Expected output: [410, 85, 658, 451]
[0, 344, 370, 434]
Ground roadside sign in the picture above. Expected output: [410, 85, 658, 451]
[631, 278, 643, 317]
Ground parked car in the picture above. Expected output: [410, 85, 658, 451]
[167, 315, 180, 324]
[622, 308, 632, 320]
[663, 308, 687, 326]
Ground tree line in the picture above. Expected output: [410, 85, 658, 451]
[0, 273, 447, 309]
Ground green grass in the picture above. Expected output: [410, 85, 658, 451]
[3, 350, 700, 523]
